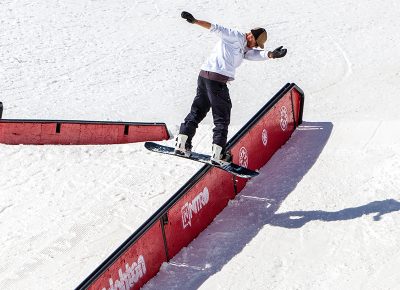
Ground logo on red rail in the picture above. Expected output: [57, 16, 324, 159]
[239, 147, 248, 168]
[280, 106, 288, 131]
[262, 129, 268, 146]
[103, 255, 146, 290]
[181, 187, 210, 229]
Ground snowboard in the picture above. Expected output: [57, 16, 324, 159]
[145, 142, 259, 179]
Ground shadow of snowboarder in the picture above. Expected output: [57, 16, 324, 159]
[270, 199, 400, 228]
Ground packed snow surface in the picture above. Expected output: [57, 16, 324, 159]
[1, 0, 400, 289]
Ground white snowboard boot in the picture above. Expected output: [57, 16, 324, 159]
[174, 134, 191, 157]
[210, 144, 226, 165]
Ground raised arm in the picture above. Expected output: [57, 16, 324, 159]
[245, 46, 288, 60]
[181, 11, 211, 29]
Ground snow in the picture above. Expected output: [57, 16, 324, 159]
[1, 0, 400, 289]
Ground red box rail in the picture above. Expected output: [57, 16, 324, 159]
[0, 120, 170, 145]
[77, 83, 304, 290]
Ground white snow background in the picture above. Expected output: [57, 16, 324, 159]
[1, 0, 400, 289]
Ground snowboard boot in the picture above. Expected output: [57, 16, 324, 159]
[210, 144, 230, 165]
[174, 134, 192, 157]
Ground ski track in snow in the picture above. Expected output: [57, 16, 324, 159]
[308, 35, 353, 96]
[1, 0, 400, 289]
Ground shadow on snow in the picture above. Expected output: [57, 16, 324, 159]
[270, 199, 400, 228]
[143, 121, 400, 290]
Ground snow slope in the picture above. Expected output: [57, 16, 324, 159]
[1, 0, 399, 289]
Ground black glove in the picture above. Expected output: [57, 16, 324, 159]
[181, 11, 196, 24]
[269, 46, 287, 58]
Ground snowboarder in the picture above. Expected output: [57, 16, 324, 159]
[175, 11, 287, 164]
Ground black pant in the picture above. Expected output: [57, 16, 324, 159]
[179, 75, 232, 151]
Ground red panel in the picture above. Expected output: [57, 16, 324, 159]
[102, 125, 120, 144]
[2, 122, 41, 144]
[80, 124, 103, 144]
[0, 123, 5, 142]
[58, 123, 81, 145]
[164, 168, 235, 258]
[88, 221, 166, 290]
[121, 125, 169, 143]
[0, 122, 169, 145]
[40, 123, 60, 144]
[230, 91, 297, 192]
[291, 88, 302, 125]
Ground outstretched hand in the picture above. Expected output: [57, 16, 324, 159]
[181, 11, 196, 24]
[268, 46, 287, 58]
